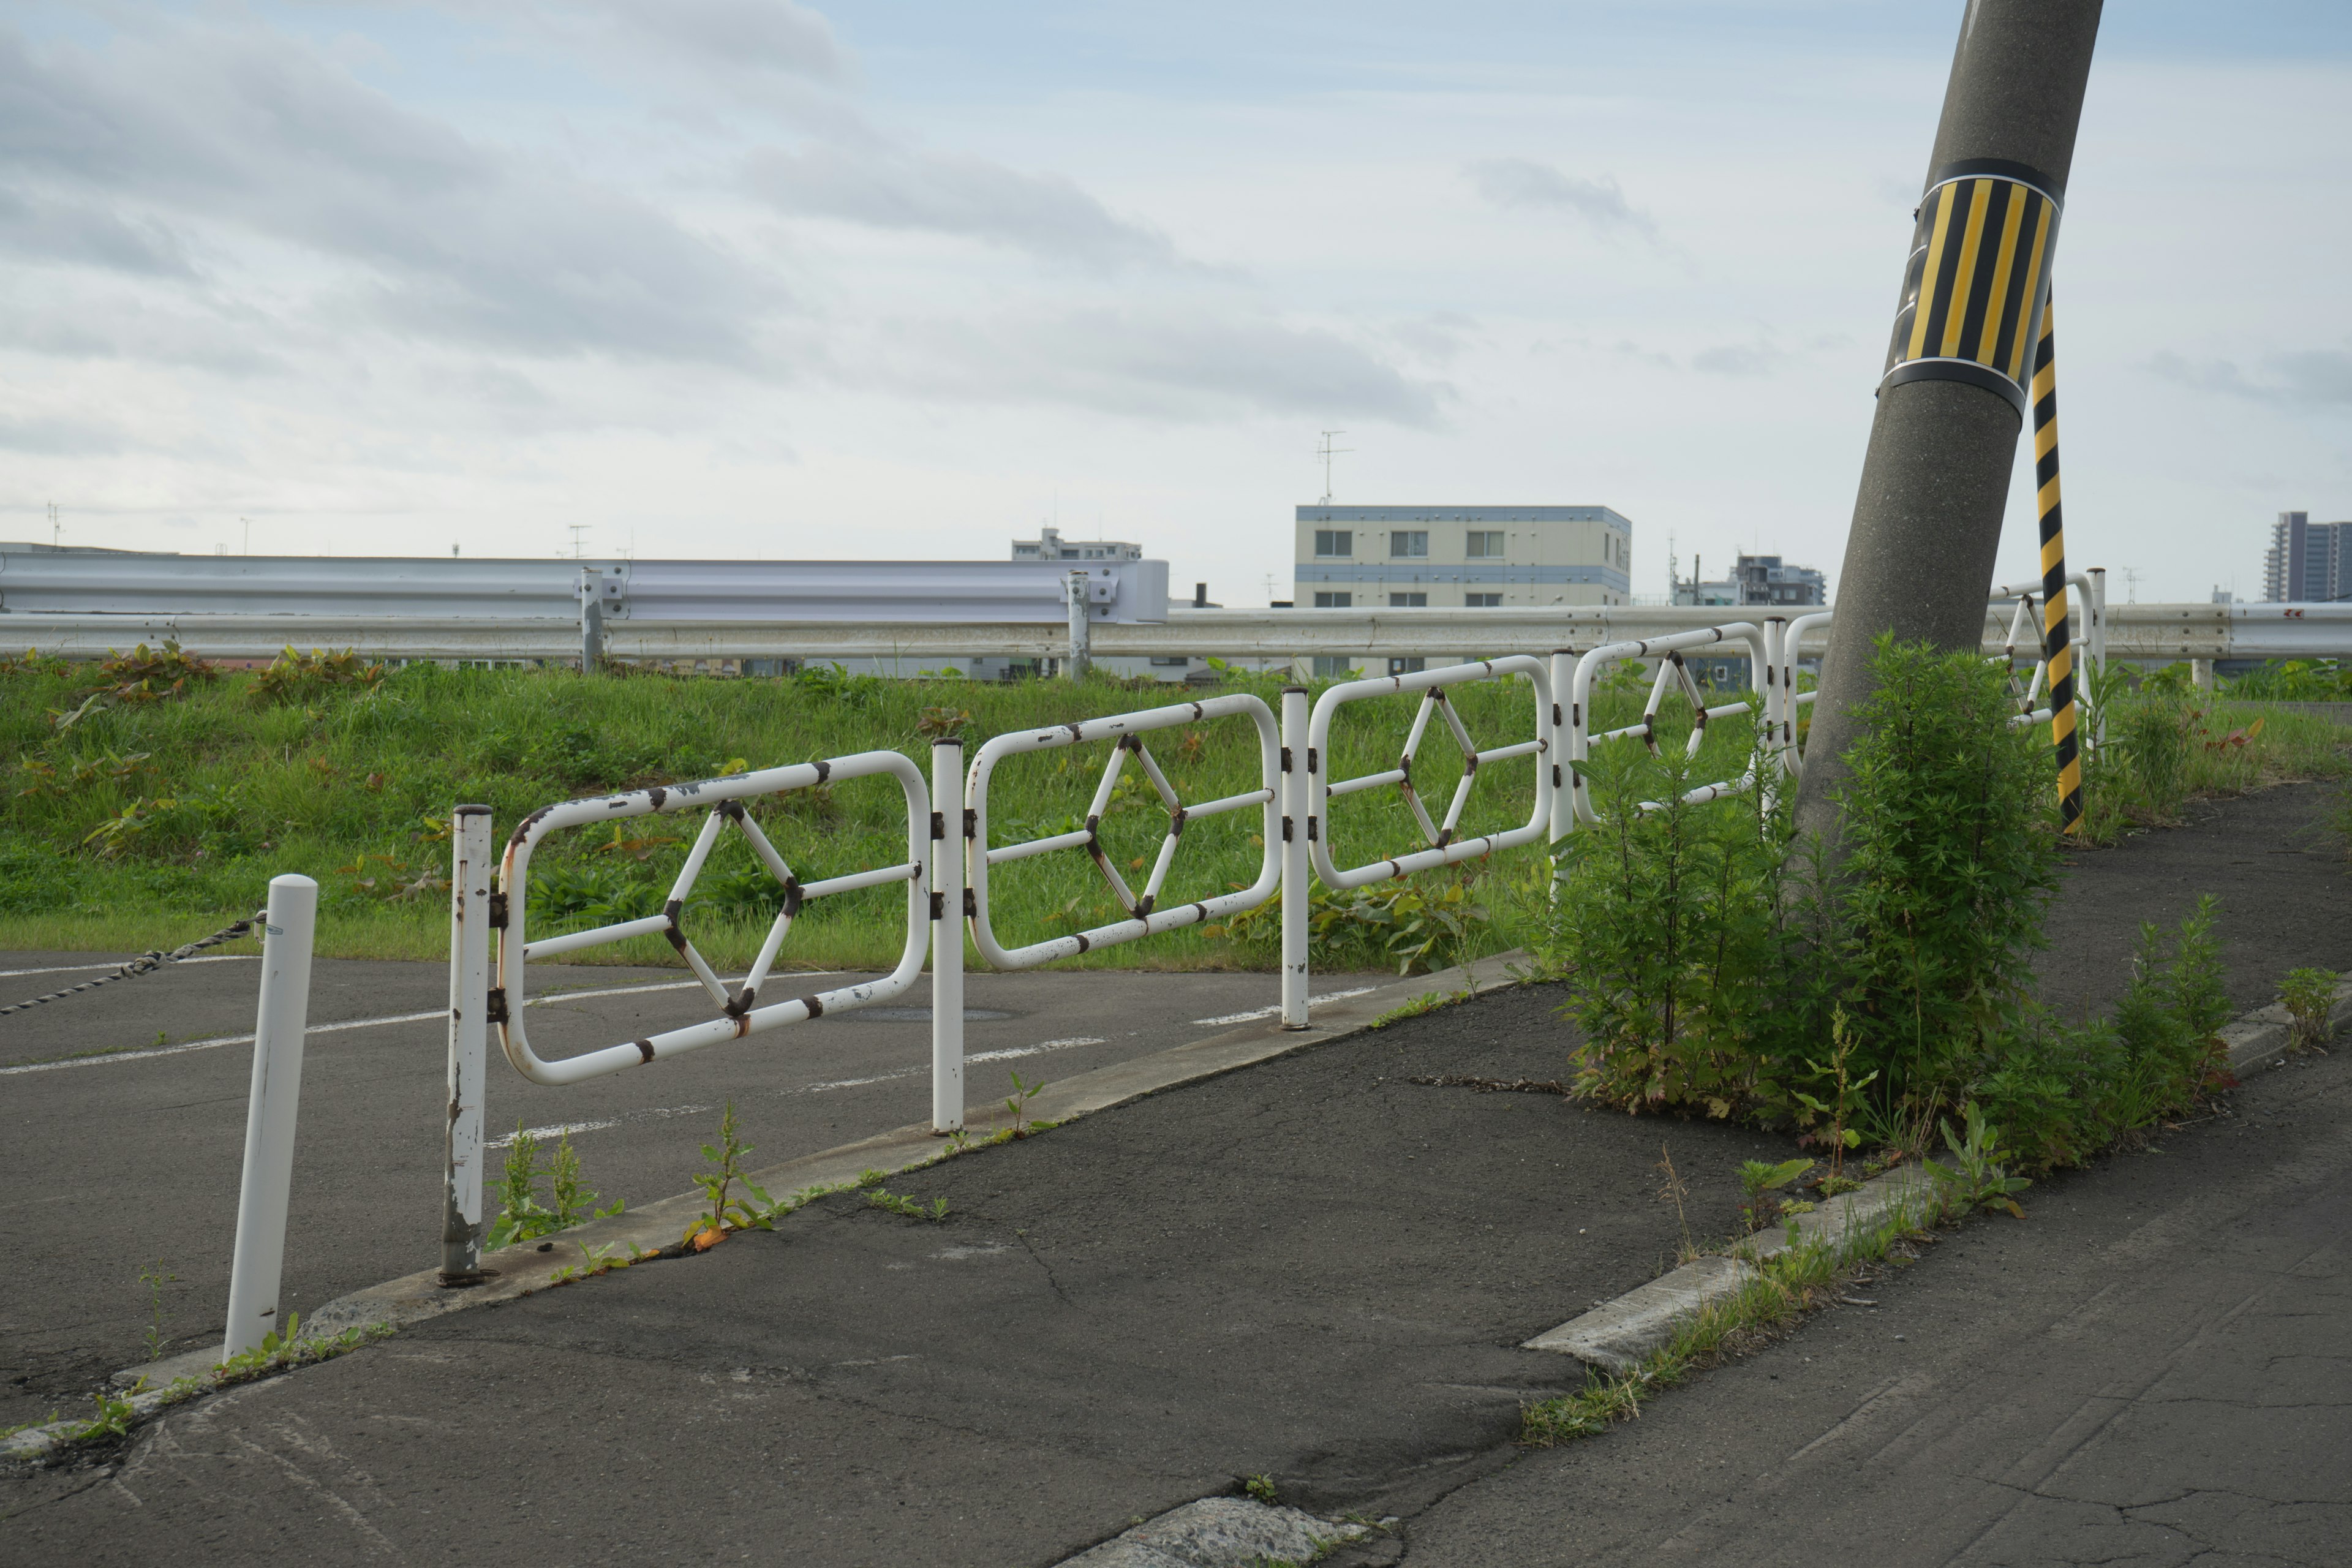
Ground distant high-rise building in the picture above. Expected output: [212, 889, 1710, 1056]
[1672, 552, 1828, 608]
[2264, 511, 2351, 603]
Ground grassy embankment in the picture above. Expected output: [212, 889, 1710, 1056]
[2, 650, 2341, 971]
[0, 657, 1615, 971]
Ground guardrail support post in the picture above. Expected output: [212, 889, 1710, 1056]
[1065, 572, 1091, 682]
[932, 739, 966, 1130]
[440, 805, 493, 1284]
[223, 873, 318, 1360]
[578, 569, 605, 672]
[1279, 686, 1310, 1028]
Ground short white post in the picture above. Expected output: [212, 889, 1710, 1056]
[223, 874, 318, 1359]
[1760, 619, 1785, 807]
[1065, 572, 1091, 682]
[1279, 685, 1310, 1028]
[440, 805, 493, 1284]
[932, 739, 966, 1131]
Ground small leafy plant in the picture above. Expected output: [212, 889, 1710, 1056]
[138, 1259, 177, 1362]
[685, 1101, 774, 1248]
[1929, 1103, 2031, 1219]
[2282, 967, 2338, 1050]
[487, 1125, 622, 1250]
[1791, 1009, 1877, 1183]
[1004, 1071, 1044, 1137]
[1243, 1473, 1278, 1505]
[1736, 1158, 1812, 1231]
[866, 1189, 951, 1221]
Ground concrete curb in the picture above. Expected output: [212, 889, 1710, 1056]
[1055, 1498, 1372, 1568]
[1522, 1166, 1939, 1374]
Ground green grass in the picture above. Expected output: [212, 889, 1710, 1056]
[3, 655, 1734, 971]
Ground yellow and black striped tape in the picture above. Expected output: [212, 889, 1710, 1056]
[2032, 299, 2083, 832]
[1882, 159, 2062, 416]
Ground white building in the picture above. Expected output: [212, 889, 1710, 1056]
[1672, 552, 1828, 609]
[1012, 526, 1143, 564]
[1293, 505, 1631, 610]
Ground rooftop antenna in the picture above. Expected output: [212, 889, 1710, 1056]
[568, 522, 590, 560]
[2122, 566, 2143, 604]
[1316, 431, 1352, 506]
[49, 500, 59, 547]
[241, 516, 251, 556]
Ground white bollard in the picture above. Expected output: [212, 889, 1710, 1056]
[1064, 571, 1092, 682]
[932, 738, 966, 1132]
[223, 873, 318, 1360]
[1279, 685, 1310, 1028]
[440, 805, 494, 1284]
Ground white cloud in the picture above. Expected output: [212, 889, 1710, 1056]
[1464, 157, 1657, 238]
[744, 138, 1180, 270]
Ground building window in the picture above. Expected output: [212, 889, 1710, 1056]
[1313, 529, 1352, 557]
[1311, 656, 1355, 678]
[1389, 592, 1427, 608]
[1387, 657, 1427, 676]
[1466, 530, 1505, 559]
[1313, 590, 1352, 608]
[1389, 530, 1428, 558]
[1465, 592, 1502, 607]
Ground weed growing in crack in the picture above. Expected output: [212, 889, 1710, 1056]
[137, 1259, 177, 1362]
[1243, 1472, 1278, 1505]
[1004, 1071, 1044, 1136]
[1654, 1144, 1696, 1264]
[1928, 1104, 2031, 1218]
[489, 1123, 622, 1250]
[865, 1189, 949, 1222]
[685, 1101, 774, 1248]
[1736, 1158, 1811, 1232]
[2282, 967, 2339, 1051]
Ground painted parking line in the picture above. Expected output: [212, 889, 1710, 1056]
[1188, 987, 1378, 1027]
[0, 975, 844, 1076]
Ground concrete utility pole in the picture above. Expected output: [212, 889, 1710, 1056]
[1794, 0, 2103, 842]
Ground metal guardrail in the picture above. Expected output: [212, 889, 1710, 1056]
[11, 600, 2352, 665]
[0, 550, 1171, 625]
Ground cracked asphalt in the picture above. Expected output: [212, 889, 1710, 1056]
[2, 782, 2348, 1565]
[1357, 1038, 2352, 1567]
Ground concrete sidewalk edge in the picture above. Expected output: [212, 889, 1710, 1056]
[1518, 978, 2352, 1379]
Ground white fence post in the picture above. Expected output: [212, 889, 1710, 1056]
[440, 805, 493, 1284]
[1548, 649, 1575, 891]
[1279, 685, 1310, 1028]
[223, 873, 318, 1359]
[2087, 566, 2108, 747]
[1065, 571, 1091, 681]
[932, 738, 966, 1132]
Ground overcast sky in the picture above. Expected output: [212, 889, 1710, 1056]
[3, 1, 2347, 603]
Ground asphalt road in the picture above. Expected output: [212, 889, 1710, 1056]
[0, 953, 1387, 1428]
[2, 782, 2346, 1565]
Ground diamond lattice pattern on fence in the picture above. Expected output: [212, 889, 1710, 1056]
[1328, 685, 1545, 853]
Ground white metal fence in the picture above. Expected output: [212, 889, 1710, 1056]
[432, 584, 2139, 1276]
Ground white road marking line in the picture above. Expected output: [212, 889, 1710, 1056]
[0, 975, 842, 1076]
[0, 955, 257, 979]
[486, 1118, 621, 1148]
[1188, 987, 1378, 1027]
[797, 1036, 1109, 1096]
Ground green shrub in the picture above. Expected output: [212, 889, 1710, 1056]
[1803, 635, 2059, 1109]
[1545, 720, 1784, 1115]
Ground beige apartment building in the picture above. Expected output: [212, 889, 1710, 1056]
[1292, 505, 1632, 609]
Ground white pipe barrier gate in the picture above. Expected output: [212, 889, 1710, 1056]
[434, 591, 2127, 1274]
[224, 874, 318, 1358]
